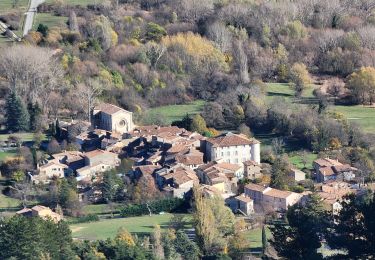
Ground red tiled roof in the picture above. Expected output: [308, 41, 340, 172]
[235, 194, 253, 203]
[245, 183, 266, 192]
[320, 166, 335, 176]
[207, 132, 259, 147]
[264, 188, 293, 199]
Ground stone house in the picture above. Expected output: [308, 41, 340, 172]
[314, 158, 358, 183]
[92, 103, 134, 134]
[16, 205, 62, 223]
[234, 194, 254, 216]
[289, 168, 306, 182]
[244, 183, 303, 212]
[33, 161, 68, 184]
[243, 160, 262, 180]
[205, 132, 261, 166]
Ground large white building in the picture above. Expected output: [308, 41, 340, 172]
[205, 132, 261, 165]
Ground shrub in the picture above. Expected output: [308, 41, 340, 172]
[120, 198, 188, 217]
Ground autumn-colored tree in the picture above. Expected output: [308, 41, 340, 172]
[116, 228, 135, 246]
[161, 32, 228, 71]
[151, 225, 164, 259]
[228, 218, 249, 258]
[289, 63, 311, 97]
[190, 114, 208, 134]
[193, 186, 235, 255]
[347, 66, 375, 105]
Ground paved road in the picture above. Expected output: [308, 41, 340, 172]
[23, 0, 45, 36]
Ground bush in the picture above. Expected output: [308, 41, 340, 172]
[68, 214, 100, 224]
[120, 198, 188, 217]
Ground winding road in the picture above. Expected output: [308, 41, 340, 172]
[23, 0, 45, 36]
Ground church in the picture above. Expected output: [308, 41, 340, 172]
[91, 103, 134, 134]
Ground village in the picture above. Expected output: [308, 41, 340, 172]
[16, 102, 370, 222]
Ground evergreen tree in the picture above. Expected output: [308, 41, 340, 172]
[262, 225, 267, 254]
[5, 91, 30, 132]
[326, 192, 375, 259]
[28, 102, 42, 131]
[270, 194, 327, 259]
[55, 118, 61, 139]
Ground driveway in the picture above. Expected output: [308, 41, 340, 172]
[23, 0, 46, 36]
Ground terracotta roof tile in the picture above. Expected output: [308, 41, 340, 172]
[95, 103, 131, 115]
[245, 183, 267, 192]
[207, 132, 259, 147]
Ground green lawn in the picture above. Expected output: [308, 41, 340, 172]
[0, 0, 29, 14]
[289, 153, 318, 170]
[266, 83, 317, 104]
[244, 226, 271, 250]
[0, 193, 21, 209]
[46, 0, 95, 6]
[0, 132, 47, 142]
[331, 105, 375, 133]
[83, 203, 124, 215]
[70, 214, 188, 240]
[147, 100, 206, 125]
[0, 150, 17, 162]
[33, 13, 68, 29]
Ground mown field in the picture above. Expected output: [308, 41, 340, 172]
[147, 100, 206, 125]
[33, 13, 68, 30]
[70, 213, 183, 240]
[0, 150, 17, 162]
[0, 0, 29, 14]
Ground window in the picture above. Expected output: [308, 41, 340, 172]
[221, 152, 224, 156]
[235, 159, 238, 163]
[235, 151, 238, 156]
[226, 151, 230, 156]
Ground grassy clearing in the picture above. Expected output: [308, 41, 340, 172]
[147, 100, 206, 125]
[0, 132, 46, 142]
[33, 13, 68, 29]
[244, 226, 272, 250]
[0, 150, 17, 162]
[46, 0, 94, 6]
[0, 0, 29, 14]
[289, 153, 318, 170]
[83, 203, 123, 215]
[70, 213, 190, 240]
[331, 105, 375, 133]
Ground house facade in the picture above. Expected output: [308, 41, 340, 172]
[205, 132, 260, 167]
[244, 183, 303, 212]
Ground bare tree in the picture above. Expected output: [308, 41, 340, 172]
[207, 22, 232, 52]
[233, 39, 250, 84]
[0, 45, 63, 109]
[68, 11, 79, 32]
[144, 42, 166, 69]
[176, 0, 214, 22]
[76, 80, 103, 122]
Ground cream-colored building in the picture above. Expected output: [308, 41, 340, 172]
[16, 205, 62, 223]
[33, 161, 68, 184]
[92, 103, 134, 134]
[244, 183, 303, 212]
[205, 132, 260, 166]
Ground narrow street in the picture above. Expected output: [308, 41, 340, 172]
[23, 0, 45, 36]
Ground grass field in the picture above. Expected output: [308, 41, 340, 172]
[0, 0, 29, 14]
[244, 226, 272, 249]
[0, 132, 46, 142]
[45, 0, 95, 6]
[331, 105, 375, 133]
[289, 153, 318, 170]
[0, 150, 17, 162]
[70, 213, 187, 240]
[147, 100, 206, 125]
[33, 13, 68, 30]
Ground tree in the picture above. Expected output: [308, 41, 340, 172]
[47, 138, 61, 155]
[174, 230, 200, 260]
[232, 39, 250, 84]
[0, 45, 63, 108]
[228, 219, 249, 259]
[76, 80, 103, 122]
[68, 11, 79, 32]
[146, 22, 167, 42]
[102, 170, 123, 202]
[190, 114, 208, 134]
[115, 228, 135, 246]
[270, 194, 327, 259]
[238, 123, 252, 138]
[37, 24, 49, 37]
[326, 193, 375, 259]
[289, 63, 311, 97]
[270, 155, 292, 190]
[262, 225, 268, 254]
[151, 225, 164, 259]
[347, 67, 375, 105]
[0, 215, 74, 259]
[193, 186, 235, 255]
[5, 91, 30, 132]
[28, 102, 42, 132]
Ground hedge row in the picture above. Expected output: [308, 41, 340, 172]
[120, 197, 188, 217]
